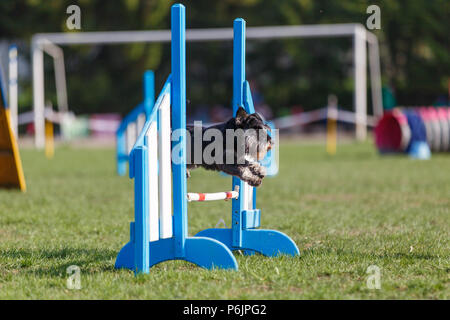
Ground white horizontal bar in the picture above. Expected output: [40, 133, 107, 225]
[274, 107, 328, 129]
[273, 107, 377, 130]
[33, 23, 364, 46]
[187, 190, 239, 202]
[18, 108, 66, 125]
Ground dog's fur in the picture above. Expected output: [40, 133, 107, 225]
[186, 107, 272, 187]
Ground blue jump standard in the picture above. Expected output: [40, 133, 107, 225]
[115, 4, 238, 274]
[196, 18, 299, 258]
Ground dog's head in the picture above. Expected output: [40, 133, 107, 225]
[231, 107, 273, 161]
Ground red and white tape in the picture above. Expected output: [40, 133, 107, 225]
[187, 188, 239, 202]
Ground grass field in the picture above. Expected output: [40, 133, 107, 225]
[0, 140, 448, 299]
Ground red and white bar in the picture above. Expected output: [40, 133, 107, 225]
[187, 190, 239, 202]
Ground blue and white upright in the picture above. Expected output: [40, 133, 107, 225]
[116, 70, 155, 176]
[195, 19, 300, 258]
[115, 4, 238, 274]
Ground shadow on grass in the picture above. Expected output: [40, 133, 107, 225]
[304, 247, 439, 261]
[0, 247, 118, 277]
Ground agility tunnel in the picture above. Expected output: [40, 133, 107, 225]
[374, 106, 450, 159]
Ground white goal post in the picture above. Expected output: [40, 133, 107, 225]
[31, 23, 382, 148]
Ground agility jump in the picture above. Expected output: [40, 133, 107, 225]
[194, 16, 299, 258]
[115, 4, 299, 274]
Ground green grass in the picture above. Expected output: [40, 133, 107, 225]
[0, 140, 448, 299]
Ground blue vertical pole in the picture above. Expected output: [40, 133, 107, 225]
[116, 131, 127, 176]
[243, 81, 256, 113]
[133, 146, 150, 274]
[143, 70, 155, 117]
[232, 18, 245, 114]
[232, 18, 246, 247]
[171, 4, 188, 257]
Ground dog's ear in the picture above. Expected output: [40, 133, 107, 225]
[252, 112, 263, 122]
[235, 106, 248, 125]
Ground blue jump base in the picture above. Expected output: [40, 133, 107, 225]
[116, 237, 238, 271]
[195, 229, 299, 257]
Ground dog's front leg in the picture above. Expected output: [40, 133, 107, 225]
[216, 163, 244, 178]
[217, 163, 263, 187]
[247, 162, 266, 179]
[240, 165, 263, 187]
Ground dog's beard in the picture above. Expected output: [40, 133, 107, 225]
[244, 129, 272, 162]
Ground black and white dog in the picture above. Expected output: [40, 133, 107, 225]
[186, 107, 272, 187]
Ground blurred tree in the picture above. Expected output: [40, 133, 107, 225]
[0, 0, 448, 117]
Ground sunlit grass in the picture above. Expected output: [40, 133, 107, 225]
[0, 140, 448, 299]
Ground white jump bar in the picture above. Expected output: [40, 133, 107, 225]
[187, 189, 239, 202]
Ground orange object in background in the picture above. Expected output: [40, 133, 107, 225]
[44, 120, 54, 159]
[0, 74, 26, 191]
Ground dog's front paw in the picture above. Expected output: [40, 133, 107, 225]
[248, 162, 266, 178]
[246, 175, 262, 187]
[240, 166, 263, 187]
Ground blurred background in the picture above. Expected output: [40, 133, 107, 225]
[1, 1, 449, 299]
[0, 0, 448, 142]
